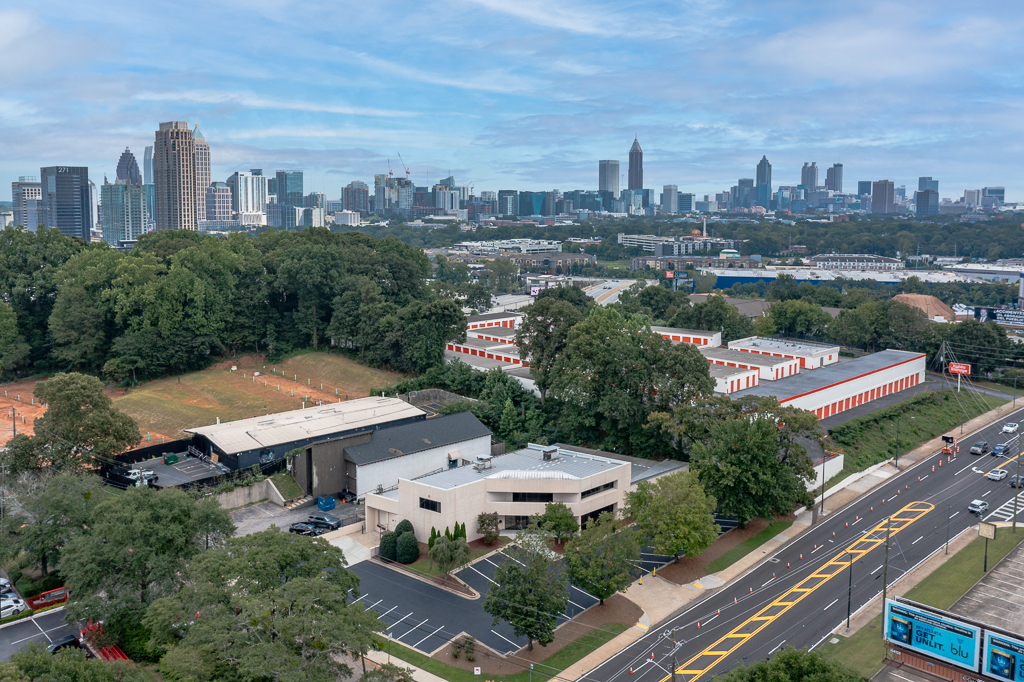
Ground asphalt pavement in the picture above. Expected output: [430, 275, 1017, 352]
[0, 609, 73, 662]
[586, 407, 1024, 682]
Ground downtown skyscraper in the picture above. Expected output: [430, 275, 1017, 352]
[39, 166, 92, 241]
[599, 160, 620, 198]
[153, 121, 197, 231]
[755, 156, 772, 208]
[628, 138, 643, 190]
[194, 128, 211, 221]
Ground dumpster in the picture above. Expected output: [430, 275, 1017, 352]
[317, 495, 336, 511]
[163, 454, 179, 465]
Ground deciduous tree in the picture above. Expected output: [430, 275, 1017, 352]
[539, 502, 578, 544]
[564, 511, 639, 604]
[516, 297, 583, 403]
[428, 535, 471, 576]
[626, 471, 718, 563]
[719, 646, 860, 682]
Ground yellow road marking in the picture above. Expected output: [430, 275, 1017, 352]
[659, 502, 934, 682]
[987, 451, 1022, 476]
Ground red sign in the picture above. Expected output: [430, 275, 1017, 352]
[666, 270, 674, 278]
[948, 363, 971, 375]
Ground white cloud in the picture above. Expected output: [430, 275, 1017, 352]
[132, 91, 419, 118]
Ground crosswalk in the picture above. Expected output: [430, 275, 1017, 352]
[984, 490, 1024, 523]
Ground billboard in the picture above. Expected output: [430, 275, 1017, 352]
[985, 632, 1024, 682]
[948, 362, 971, 376]
[885, 600, 981, 672]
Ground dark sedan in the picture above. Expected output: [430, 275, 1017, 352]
[287, 522, 324, 537]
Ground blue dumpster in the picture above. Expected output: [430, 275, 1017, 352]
[317, 495, 336, 511]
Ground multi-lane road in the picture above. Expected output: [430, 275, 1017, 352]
[589, 405, 1024, 682]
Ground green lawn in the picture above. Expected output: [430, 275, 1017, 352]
[405, 538, 510, 578]
[374, 623, 628, 682]
[823, 528, 1024, 679]
[975, 380, 1024, 398]
[827, 390, 1005, 473]
[705, 522, 793, 574]
[270, 471, 303, 500]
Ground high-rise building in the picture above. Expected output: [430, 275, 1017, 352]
[895, 185, 906, 199]
[918, 177, 938, 193]
[304, 192, 327, 209]
[497, 190, 518, 216]
[627, 138, 643, 190]
[11, 177, 42, 230]
[871, 180, 896, 214]
[153, 121, 197, 231]
[857, 181, 872, 196]
[733, 178, 754, 208]
[599, 160, 620, 198]
[226, 170, 268, 214]
[343, 181, 369, 213]
[964, 190, 981, 207]
[661, 185, 678, 213]
[434, 186, 458, 211]
[116, 148, 141, 185]
[755, 156, 772, 208]
[825, 163, 843, 192]
[800, 162, 818, 190]
[39, 166, 92, 241]
[678, 192, 694, 213]
[205, 182, 233, 222]
[142, 146, 155, 222]
[983, 187, 1005, 206]
[275, 171, 303, 228]
[915, 190, 939, 216]
[193, 128, 211, 220]
[101, 178, 148, 246]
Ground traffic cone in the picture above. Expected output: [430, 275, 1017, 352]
[846, 522, 849, 528]
[800, 554, 803, 560]
[773, 572, 776, 578]
[906, 485, 909, 489]
[833, 531, 836, 537]
[697, 622, 701, 629]
[897, 489, 900, 495]
[630, 668, 634, 674]
[932, 465, 935, 472]
[856, 516, 859, 522]
[750, 587, 753, 593]
[735, 597, 738, 604]
[882, 498, 885, 504]
[871, 507, 874, 512]
[787, 563, 790, 568]
[939, 460, 942, 467]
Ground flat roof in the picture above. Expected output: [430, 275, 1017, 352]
[554, 443, 687, 485]
[446, 351, 513, 371]
[468, 311, 524, 323]
[185, 397, 425, 456]
[730, 350, 925, 402]
[406, 444, 627, 491]
[701, 346, 795, 367]
[728, 336, 839, 355]
[651, 326, 719, 338]
[344, 412, 491, 466]
[469, 326, 517, 338]
[709, 364, 756, 379]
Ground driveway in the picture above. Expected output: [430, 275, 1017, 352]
[229, 500, 363, 536]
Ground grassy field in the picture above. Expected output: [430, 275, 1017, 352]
[270, 471, 303, 500]
[705, 522, 793, 574]
[113, 352, 407, 440]
[375, 623, 629, 682]
[823, 529, 1024, 679]
[827, 390, 1006, 473]
[405, 538, 511, 578]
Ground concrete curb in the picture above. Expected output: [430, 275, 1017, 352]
[0, 606, 65, 631]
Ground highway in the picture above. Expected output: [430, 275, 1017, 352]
[588, 405, 1024, 682]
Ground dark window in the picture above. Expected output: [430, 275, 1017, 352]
[512, 492, 553, 503]
[419, 497, 440, 513]
[581, 481, 615, 499]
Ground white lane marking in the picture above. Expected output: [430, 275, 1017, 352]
[824, 598, 839, 611]
[871, 564, 883, 574]
[413, 625, 445, 649]
[397, 619, 428, 642]
[919, 475, 929, 482]
[912, 536, 924, 545]
[950, 511, 960, 519]
[812, 545, 822, 553]
[387, 613, 412, 631]
[699, 613, 719, 627]
[888, 495, 899, 502]
[956, 462, 975, 475]
[368, 599, 383, 610]
[769, 640, 787, 655]
[352, 594, 367, 603]
[852, 517, 862, 526]
[762, 577, 775, 587]
[983, 491, 992, 497]
[491, 629, 519, 649]
[379, 605, 398, 618]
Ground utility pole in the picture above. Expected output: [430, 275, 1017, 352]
[1014, 451, 1022, 532]
[882, 518, 891, 629]
[0, 464, 8, 522]
[672, 639, 678, 682]
[846, 549, 854, 631]
[819, 454, 827, 515]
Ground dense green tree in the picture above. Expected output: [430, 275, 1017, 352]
[485, 257, 520, 293]
[483, 528, 569, 651]
[626, 471, 719, 563]
[717, 646, 860, 682]
[5, 372, 140, 474]
[9, 644, 152, 682]
[535, 284, 595, 314]
[538, 502, 578, 544]
[379, 532, 398, 561]
[760, 299, 832, 338]
[48, 247, 123, 371]
[0, 299, 30, 373]
[428, 535, 471, 576]
[564, 511, 639, 605]
[944, 319, 1009, 373]
[144, 528, 380, 682]
[362, 663, 418, 682]
[669, 294, 755, 342]
[516, 297, 584, 403]
[477, 512, 500, 545]
[380, 298, 467, 373]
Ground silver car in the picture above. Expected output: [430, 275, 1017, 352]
[988, 469, 1008, 481]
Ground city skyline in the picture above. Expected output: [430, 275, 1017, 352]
[2, 1, 1022, 201]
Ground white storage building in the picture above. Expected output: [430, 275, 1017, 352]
[701, 346, 801, 381]
[728, 337, 840, 370]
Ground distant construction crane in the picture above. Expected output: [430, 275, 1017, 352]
[397, 153, 411, 180]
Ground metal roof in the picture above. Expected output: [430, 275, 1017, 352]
[651, 326, 718, 338]
[343, 412, 491, 466]
[185, 397, 425, 455]
[408, 445, 627, 490]
[554, 443, 686, 485]
[709, 364, 755, 379]
[729, 350, 925, 403]
[468, 311, 524, 323]
[728, 336, 839, 354]
[701, 346, 794, 367]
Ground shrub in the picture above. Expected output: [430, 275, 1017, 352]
[428, 527, 438, 549]
[463, 636, 476, 662]
[379, 532, 398, 561]
[396, 532, 420, 564]
[477, 512, 500, 545]
[395, 519, 414, 537]
[444, 526, 452, 540]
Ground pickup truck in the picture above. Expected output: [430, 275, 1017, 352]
[123, 469, 158, 485]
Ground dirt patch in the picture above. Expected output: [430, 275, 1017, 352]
[431, 593, 642, 674]
[0, 378, 47, 447]
[655, 513, 795, 585]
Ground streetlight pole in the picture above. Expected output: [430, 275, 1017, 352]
[1014, 450, 1022, 533]
[819, 454, 827, 516]
[881, 517, 891, 638]
[846, 549, 854, 631]
[895, 418, 899, 470]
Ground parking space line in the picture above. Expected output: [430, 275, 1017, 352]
[379, 606, 398, 618]
[368, 599, 383, 610]
[413, 625, 445, 648]
[352, 594, 367, 603]
[568, 599, 586, 610]
[387, 613, 412, 631]
[397, 619, 428, 642]
[491, 629, 519, 650]
[33, 617, 54, 643]
[468, 564, 497, 585]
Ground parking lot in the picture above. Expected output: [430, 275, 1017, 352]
[0, 609, 74, 662]
[230, 500, 364, 537]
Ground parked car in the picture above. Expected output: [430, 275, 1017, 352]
[1, 597, 26, 611]
[969, 499, 989, 515]
[0, 602, 27, 619]
[0, 577, 10, 588]
[1003, 423, 1019, 434]
[1011, 475, 1024, 488]
[288, 522, 324, 537]
[124, 469, 158, 485]
[306, 513, 341, 530]
[970, 441, 991, 455]
[989, 469, 1009, 481]
[992, 444, 1009, 457]
[47, 635, 82, 654]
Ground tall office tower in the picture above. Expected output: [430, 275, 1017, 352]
[374, 174, 391, 213]
[662, 185, 678, 213]
[918, 176, 939, 193]
[343, 181, 370, 213]
[275, 171, 303, 228]
[434, 186, 458, 210]
[734, 178, 754, 208]
[627, 138, 643, 190]
[226, 170, 269, 214]
[116, 148, 141, 185]
[143, 146, 155, 223]
[800, 162, 818, 190]
[755, 156, 772, 207]
[303, 192, 327, 209]
[479, 191, 496, 203]
[825, 163, 843, 192]
[497, 190, 518, 216]
[153, 121, 197, 231]
[205, 182, 233, 221]
[871, 180, 896, 214]
[193, 128, 211, 220]
[915, 190, 939, 216]
[895, 185, 906, 199]
[394, 178, 413, 210]
[983, 187, 1005, 206]
[678, 192, 694, 213]
[964, 189, 981, 207]
[101, 178, 148, 246]
[39, 166, 92, 241]
[857, 180, 872, 196]
[599, 160, 620, 198]
[11, 177, 42, 230]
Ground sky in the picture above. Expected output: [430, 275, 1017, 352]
[2, 0, 1023, 202]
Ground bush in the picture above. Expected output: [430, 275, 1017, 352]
[396, 532, 420, 564]
[428, 527, 438, 549]
[18, 574, 64, 599]
[379, 532, 398, 562]
[395, 519, 414, 537]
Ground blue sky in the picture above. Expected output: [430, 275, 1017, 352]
[3, 0, 1023, 202]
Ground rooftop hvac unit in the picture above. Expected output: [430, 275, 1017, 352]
[541, 445, 558, 461]
[473, 454, 493, 472]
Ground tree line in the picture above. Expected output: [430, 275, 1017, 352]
[0, 226, 466, 381]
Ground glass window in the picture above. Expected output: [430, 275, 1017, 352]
[419, 497, 440, 513]
[511, 492, 554, 503]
